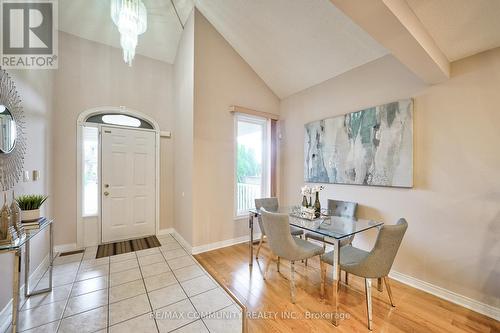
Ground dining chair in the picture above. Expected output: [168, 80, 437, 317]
[260, 209, 325, 303]
[254, 198, 304, 259]
[320, 218, 408, 330]
[304, 199, 358, 269]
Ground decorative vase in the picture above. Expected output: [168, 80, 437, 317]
[0, 193, 14, 243]
[302, 195, 309, 208]
[11, 192, 25, 237]
[314, 192, 321, 218]
[21, 209, 40, 222]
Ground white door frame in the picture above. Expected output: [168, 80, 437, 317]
[76, 106, 161, 249]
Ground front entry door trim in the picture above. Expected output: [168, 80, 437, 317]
[76, 107, 161, 248]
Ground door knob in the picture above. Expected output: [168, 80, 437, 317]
[104, 191, 110, 196]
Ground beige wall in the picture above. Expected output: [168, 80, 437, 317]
[191, 10, 280, 247]
[0, 70, 54, 316]
[173, 12, 195, 245]
[280, 50, 500, 308]
[53, 32, 174, 246]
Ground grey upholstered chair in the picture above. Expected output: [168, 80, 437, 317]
[320, 218, 408, 330]
[254, 198, 304, 259]
[304, 199, 358, 267]
[260, 209, 324, 303]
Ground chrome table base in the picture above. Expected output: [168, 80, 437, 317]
[6, 222, 53, 332]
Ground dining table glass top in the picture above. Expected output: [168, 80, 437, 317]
[249, 206, 383, 240]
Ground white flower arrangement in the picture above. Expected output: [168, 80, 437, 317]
[301, 185, 325, 196]
[301, 185, 312, 196]
[311, 185, 325, 193]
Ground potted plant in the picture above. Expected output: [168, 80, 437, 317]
[16, 195, 48, 221]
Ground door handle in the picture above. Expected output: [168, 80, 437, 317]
[104, 191, 110, 196]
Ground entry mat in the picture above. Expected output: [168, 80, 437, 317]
[96, 235, 161, 259]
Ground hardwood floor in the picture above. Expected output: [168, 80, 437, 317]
[195, 243, 500, 333]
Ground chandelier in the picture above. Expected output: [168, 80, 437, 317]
[111, 0, 148, 66]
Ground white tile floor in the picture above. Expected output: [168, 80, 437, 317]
[12, 234, 242, 333]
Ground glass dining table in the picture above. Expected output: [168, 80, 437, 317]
[248, 206, 383, 326]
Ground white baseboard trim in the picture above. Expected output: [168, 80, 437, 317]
[389, 270, 500, 321]
[53, 243, 77, 254]
[0, 253, 50, 333]
[105, 225, 499, 322]
[171, 231, 193, 254]
[191, 233, 262, 255]
[157, 228, 174, 236]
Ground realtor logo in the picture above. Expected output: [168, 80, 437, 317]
[1, 0, 58, 69]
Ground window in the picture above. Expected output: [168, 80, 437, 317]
[235, 115, 270, 217]
[102, 114, 141, 127]
[83, 126, 98, 216]
[86, 113, 153, 129]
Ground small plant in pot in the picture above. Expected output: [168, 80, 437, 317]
[16, 195, 48, 222]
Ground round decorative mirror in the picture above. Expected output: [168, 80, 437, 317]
[0, 67, 26, 191]
[0, 105, 17, 153]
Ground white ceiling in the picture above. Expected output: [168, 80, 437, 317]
[59, 0, 388, 98]
[195, 0, 389, 98]
[406, 0, 500, 61]
[58, 0, 194, 64]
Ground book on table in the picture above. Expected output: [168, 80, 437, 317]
[21, 217, 47, 230]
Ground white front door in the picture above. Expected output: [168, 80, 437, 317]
[101, 126, 156, 243]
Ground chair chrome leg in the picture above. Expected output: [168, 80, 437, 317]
[383, 276, 395, 307]
[304, 235, 309, 266]
[276, 256, 280, 272]
[263, 256, 272, 280]
[377, 277, 383, 292]
[365, 278, 373, 331]
[320, 259, 326, 298]
[345, 271, 349, 285]
[255, 237, 264, 259]
[290, 261, 296, 304]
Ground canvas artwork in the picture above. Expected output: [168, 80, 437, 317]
[304, 99, 413, 187]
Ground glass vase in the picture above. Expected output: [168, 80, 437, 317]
[302, 195, 308, 208]
[314, 192, 321, 218]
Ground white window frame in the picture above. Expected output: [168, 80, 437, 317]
[234, 113, 271, 218]
[81, 125, 100, 217]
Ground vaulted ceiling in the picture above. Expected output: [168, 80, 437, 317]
[194, 0, 389, 98]
[59, 0, 500, 98]
[58, 0, 193, 64]
[59, 0, 388, 98]
[406, 0, 500, 61]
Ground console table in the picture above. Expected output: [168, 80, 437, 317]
[0, 219, 54, 333]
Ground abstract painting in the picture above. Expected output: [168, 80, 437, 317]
[304, 99, 413, 187]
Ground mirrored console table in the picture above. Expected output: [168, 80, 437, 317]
[0, 219, 54, 333]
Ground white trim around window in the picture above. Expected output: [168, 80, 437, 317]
[234, 113, 271, 219]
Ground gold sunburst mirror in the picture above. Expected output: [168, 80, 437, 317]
[0, 67, 26, 191]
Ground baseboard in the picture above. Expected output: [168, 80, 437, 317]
[53, 243, 77, 254]
[0, 253, 50, 333]
[191, 233, 262, 255]
[389, 270, 500, 321]
[171, 230, 193, 254]
[157, 228, 174, 236]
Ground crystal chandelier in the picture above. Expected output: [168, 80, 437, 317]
[111, 0, 148, 66]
